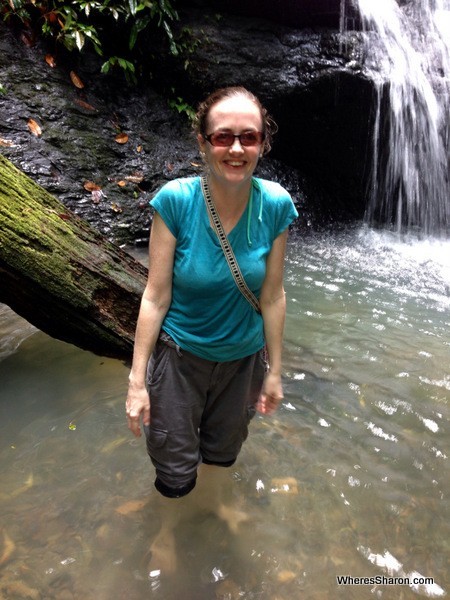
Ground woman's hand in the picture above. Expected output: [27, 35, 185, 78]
[126, 384, 151, 437]
[257, 371, 284, 415]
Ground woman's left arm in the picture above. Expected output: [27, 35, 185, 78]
[257, 228, 289, 415]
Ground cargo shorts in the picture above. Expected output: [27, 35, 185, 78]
[144, 333, 267, 498]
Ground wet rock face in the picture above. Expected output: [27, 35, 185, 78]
[0, 26, 202, 245]
[0, 5, 374, 243]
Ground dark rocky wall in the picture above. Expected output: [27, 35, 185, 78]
[0, 2, 376, 243]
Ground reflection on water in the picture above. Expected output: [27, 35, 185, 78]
[0, 228, 449, 599]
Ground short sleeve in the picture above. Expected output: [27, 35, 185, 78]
[274, 193, 298, 237]
[149, 180, 184, 238]
[256, 179, 298, 239]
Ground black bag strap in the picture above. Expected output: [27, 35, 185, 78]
[200, 176, 261, 314]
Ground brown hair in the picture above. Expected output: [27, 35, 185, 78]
[194, 86, 277, 155]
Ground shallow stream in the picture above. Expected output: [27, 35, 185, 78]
[1, 227, 449, 599]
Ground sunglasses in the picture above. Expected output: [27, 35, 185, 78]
[203, 131, 265, 147]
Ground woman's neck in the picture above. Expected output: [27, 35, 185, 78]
[207, 176, 252, 217]
[206, 176, 253, 234]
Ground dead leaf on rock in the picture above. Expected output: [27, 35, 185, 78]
[124, 173, 143, 183]
[74, 98, 96, 112]
[115, 133, 129, 144]
[117, 180, 127, 187]
[0, 137, 15, 147]
[83, 181, 102, 192]
[111, 202, 122, 213]
[136, 145, 143, 153]
[70, 70, 84, 89]
[27, 118, 42, 137]
[45, 54, 56, 68]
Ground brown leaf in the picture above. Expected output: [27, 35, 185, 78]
[27, 118, 42, 137]
[124, 173, 144, 183]
[74, 98, 96, 111]
[190, 161, 202, 167]
[45, 11, 58, 24]
[117, 180, 127, 187]
[20, 31, 35, 47]
[111, 202, 122, 213]
[45, 54, 56, 68]
[115, 133, 129, 144]
[83, 181, 101, 192]
[58, 213, 70, 220]
[70, 70, 85, 89]
[136, 145, 143, 153]
[0, 137, 15, 147]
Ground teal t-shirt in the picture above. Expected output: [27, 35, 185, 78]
[150, 176, 298, 361]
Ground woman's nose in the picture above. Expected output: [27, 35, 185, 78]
[230, 137, 244, 152]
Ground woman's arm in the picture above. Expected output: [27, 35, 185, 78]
[126, 213, 176, 437]
[257, 229, 289, 415]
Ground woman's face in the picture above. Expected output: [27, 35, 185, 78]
[198, 95, 264, 189]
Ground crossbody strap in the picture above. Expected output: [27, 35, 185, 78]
[201, 175, 261, 314]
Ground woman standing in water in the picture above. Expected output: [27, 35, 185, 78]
[125, 86, 297, 570]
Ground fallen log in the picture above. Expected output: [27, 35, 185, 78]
[0, 154, 147, 359]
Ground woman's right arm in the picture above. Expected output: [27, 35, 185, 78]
[126, 213, 176, 437]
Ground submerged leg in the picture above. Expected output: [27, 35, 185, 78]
[148, 461, 252, 576]
[148, 494, 188, 575]
[192, 463, 249, 534]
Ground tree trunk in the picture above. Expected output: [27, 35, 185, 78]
[0, 154, 147, 359]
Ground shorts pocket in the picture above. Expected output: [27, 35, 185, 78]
[145, 426, 168, 456]
[147, 341, 170, 387]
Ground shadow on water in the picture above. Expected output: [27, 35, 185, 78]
[0, 227, 449, 599]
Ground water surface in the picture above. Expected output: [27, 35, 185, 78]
[1, 228, 449, 599]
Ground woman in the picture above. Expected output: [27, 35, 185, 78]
[126, 86, 298, 501]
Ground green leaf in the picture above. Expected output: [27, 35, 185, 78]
[128, 0, 138, 16]
[129, 25, 138, 50]
[75, 30, 85, 50]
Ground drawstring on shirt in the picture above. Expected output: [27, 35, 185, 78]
[246, 178, 263, 247]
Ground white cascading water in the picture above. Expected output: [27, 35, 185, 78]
[343, 0, 450, 235]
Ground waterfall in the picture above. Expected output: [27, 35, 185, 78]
[344, 0, 450, 235]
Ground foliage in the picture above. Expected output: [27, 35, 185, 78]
[2, 0, 180, 80]
[167, 90, 195, 122]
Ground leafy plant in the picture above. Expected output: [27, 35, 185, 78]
[2, 0, 181, 79]
[168, 92, 195, 122]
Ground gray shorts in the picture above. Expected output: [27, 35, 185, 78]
[144, 334, 267, 498]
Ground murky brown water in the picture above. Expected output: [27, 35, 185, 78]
[1, 229, 449, 599]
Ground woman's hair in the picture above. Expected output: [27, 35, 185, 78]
[193, 86, 277, 155]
